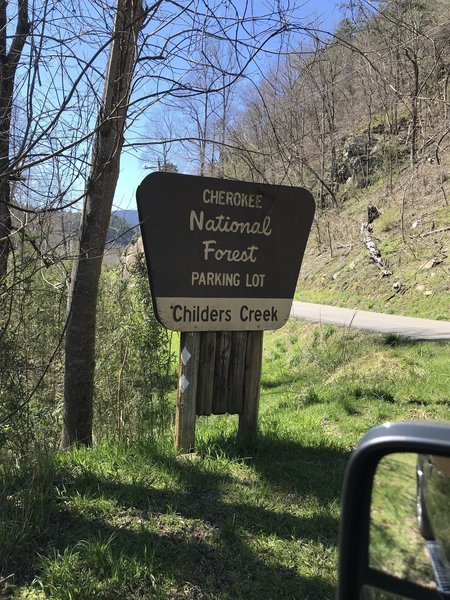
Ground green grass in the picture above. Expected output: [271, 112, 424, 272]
[1, 321, 449, 599]
[296, 273, 450, 321]
[370, 454, 436, 589]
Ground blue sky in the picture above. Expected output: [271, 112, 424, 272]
[113, 0, 343, 212]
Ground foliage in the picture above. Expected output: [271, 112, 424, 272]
[95, 256, 176, 442]
[1, 321, 449, 598]
[0, 249, 67, 460]
[0, 334, 29, 454]
[0, 247, 176, 459]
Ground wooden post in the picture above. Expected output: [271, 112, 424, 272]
[175, 331, 200, 452]
[176, 330, 263, 449]
[211, 332, 232, 414]
[196, 332, 216, 416]
[238, 330, 263, 436]
[227, 331, 247, 414]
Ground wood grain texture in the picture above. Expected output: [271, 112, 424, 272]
[175, 332, 200, 451]
[227, 331, 248, 414]
[238, 330, 263, 436]
[212, 332, 232, 414]
[196, 332, 216, 416]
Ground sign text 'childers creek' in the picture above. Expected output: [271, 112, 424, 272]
[136, 173, 315, 331]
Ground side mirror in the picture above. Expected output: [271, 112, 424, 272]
[337, 422, 450, 600]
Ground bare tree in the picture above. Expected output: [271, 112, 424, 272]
[61, 0, 147, 447]
[0, 0, 29, 284]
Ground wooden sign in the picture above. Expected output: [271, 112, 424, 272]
[137, 173, 315, 332]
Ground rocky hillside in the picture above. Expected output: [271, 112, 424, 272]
[297, 152, 449, 321]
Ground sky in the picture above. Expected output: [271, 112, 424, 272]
[113, 0, 343, 213]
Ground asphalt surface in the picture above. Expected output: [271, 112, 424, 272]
[290, 301, 450, 341]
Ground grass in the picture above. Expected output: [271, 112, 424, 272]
[1, 321, 449, 599]
[369, 453, 437, 591]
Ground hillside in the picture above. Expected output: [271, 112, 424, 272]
[113, 209, 140, 228]
[297, 153, 449, 321]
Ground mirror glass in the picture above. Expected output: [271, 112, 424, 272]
[360, 586, 411, 599]
[369, 453, 450, 593]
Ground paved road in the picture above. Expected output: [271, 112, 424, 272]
[290, 301, 450, 341]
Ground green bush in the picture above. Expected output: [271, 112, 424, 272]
[95, 257, 176, 442]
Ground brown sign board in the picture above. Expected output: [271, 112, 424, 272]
[136, 173, 315, 331]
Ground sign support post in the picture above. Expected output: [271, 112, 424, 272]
[175, 332, 200, 451]
[175, 329, 263, 448]
[239, 330, 263, 436]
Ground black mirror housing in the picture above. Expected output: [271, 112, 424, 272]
[337, 421, 450, 600]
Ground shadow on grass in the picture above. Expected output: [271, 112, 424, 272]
[4, 436, 346, 599]
[196, 432, 350, 505]
[38, 510, 336, 599]
[381, 333, 426, 347]
[261, 370, 303, 389]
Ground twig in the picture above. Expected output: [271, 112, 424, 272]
[337, 242, 353, 256]
[421, 226, 450, 238]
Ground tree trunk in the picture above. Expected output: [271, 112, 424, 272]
[0, 0, 29, 285]
[62, 0, 145, 448]
[0, 177, 11, 284]
[406, 47, 420, 167]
